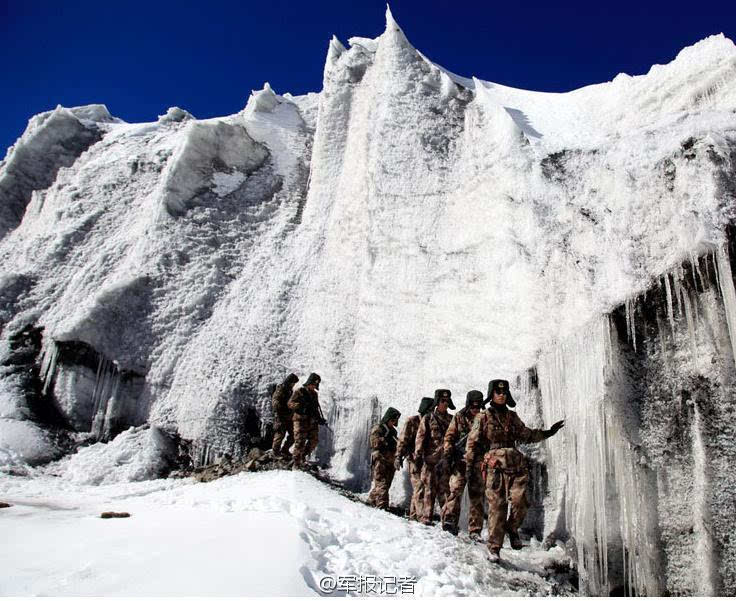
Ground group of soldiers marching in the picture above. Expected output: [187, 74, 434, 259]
[269, 372, 564, 563]
[367, 380, 564, 563]
[270, 372, 326, 469]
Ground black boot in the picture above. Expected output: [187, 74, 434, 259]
[442, 522, 458, 536]
[507, 529, 523, 550]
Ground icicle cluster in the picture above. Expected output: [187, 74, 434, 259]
[90, 356, 122, 441]
[38, 340, 60, 395]
[536, 242, 736, 595]
[715, 243, 736, 368]
[538, 317, 662, 595]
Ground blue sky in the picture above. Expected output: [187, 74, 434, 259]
[2, 0, 734, 153]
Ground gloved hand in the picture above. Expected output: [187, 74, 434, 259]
[394, 456, 403, 471]
[546, 420, 565, 438]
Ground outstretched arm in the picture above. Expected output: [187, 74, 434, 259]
[514, 413, 564, 443]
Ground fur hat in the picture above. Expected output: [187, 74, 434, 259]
[486, 379, 516, 408]
[305, 373, 321, 389]
[381, 407, 401, 424]
[465, 390, 484, 408]
[434, 389, 456, 410]
[418, 397, 434, 416]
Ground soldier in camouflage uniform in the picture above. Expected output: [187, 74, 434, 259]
[394, 397, 434, 520]
[271, 373, 299, 457]
[415, 389, 455, 526]
[367, 407, 401, 509]
[465, 379, 564, 562]
[287, 373, 326, 468]
[441, 390, 484, 537]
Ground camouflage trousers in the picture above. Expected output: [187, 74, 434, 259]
[441, 460, 485, 534]
[484, 449, 530, 550]
[420, 459, 450, 524]
[408, 458, 424, 521]
[271, 415, 294, 455]
[292, 417, 319, 467]
[368, 454, 396, 509]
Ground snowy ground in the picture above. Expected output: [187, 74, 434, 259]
[0, 469, 572, 596]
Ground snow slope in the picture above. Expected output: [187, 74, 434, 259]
[0, 470, 571, 596]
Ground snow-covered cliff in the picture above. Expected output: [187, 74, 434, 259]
[2, 8, 736, 595]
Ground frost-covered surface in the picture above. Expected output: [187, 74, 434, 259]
[1, 7, 736, 596]
[0, 470, 572, 596]
[0, 105, 115, 239]
[0, 368, 60, 466]
[538, 248, 736, 595]
[43, 425, 176, 485]
[0, 417, 57, 466]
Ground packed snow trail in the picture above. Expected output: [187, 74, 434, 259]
[0, 470, 573, 596]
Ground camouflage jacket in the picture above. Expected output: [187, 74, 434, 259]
[370, 422, 398, 464]
[443, 408, 476, 457]
[415, 410, 452, 465]
[464, 406, 546, 465]
[287, 387, 322, 422]
[396, 415, 421, 462]
[271, 383, 294, 420]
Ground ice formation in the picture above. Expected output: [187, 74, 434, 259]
[1, 7, 736, 595]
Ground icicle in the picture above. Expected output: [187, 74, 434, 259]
[712, 251, 721, 292]
[625, 298, 637, 352]
[655, 312, 670, 373]
[715, 243, 736, 369]
[664, 274, 676, 336]
[693, 252, 706, 291]
[693, 281, 701, 325]
[691, 404, 718, 595]
[673, 266, 685, 317]
[538, 316, 662, 595]
[39, 341, 60, 395]
[89, 356, 121, 440]
[680, 288, 698, 358]
[90, 357, 110, 439]
[704, 251, 713, 284]
[538, 317, 611, 593]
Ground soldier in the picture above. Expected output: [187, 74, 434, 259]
[367, 407, 401, 509]
[415, 389, 455, 526]
[465, 379, 564, 562]
[441, 390, 484, 538]
[394, 396, 434, 520]
[287, 372, 326, 469]
[271, 373, 299, 457]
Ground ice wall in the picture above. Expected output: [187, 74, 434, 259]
[537, 240, 736, 595]
[0, 12, 735, 590]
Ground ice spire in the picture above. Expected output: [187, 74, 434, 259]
[327, 35, 346, 64]
[382, 3, 412, 49]
[385, 4, 398, 31]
